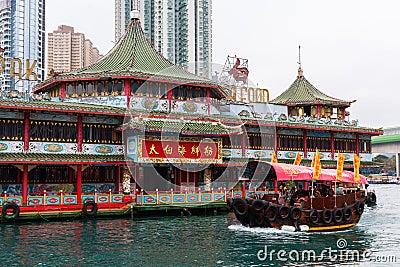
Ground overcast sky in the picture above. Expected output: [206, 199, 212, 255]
[46, 0, 400, 129]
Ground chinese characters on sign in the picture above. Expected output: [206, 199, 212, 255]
[141, 138, 221, 163]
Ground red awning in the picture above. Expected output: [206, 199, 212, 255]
[270, 162, 368, 184]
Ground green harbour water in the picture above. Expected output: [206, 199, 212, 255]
[0, 184, 399, 267]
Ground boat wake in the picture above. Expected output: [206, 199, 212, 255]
[227, 224, 308, 235]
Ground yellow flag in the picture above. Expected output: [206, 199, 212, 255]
[294, 152, 302, 165]
[336, 153, 345, 181]
[271, 151, 278, 163]
[311, 154, 316, 168]
[354, 154, 360, 183]
[313, 149, 322, 180]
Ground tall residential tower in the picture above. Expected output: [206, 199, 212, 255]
[47, 25, 103, 74]
[115, 0, 212, 78]
[0, 0, 45, 92]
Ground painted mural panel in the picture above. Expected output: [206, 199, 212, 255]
[65, 96, 127, 108]
[82, 116, 121, 125]
[0, 111, 24, 119]
[221, 149, 242, 158]
[129, 97, 169, 112]
[0, 141, 24, 153]
[170, 100, 208, 115]
[82, 144, 124, 155]
[29, 142, 76, 153]
[245, 149, 272, 159]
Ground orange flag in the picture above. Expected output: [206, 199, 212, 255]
[294, 152, 302, 165]
[313, 149, 322, 180]
[271, 151, 278, 163]
[354, 154, 360, 183]
[336, 153, 345, 181]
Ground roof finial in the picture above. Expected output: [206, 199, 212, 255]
[130, 0, 140, 20]
[297, 45, 303, 77]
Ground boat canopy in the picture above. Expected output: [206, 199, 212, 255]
[269, 162, 368, 184]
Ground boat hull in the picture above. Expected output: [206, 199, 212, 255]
[228, 191, 366, 232]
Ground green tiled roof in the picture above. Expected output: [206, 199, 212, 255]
[60, 18, 214, 85]
[0, 153, 126, 164]
[270, 69, 352, 106]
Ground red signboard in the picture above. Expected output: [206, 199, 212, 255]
[141, 139, 220, 161]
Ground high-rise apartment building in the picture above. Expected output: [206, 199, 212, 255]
[0, 0, 45, 92]
[47, 25, 103, 74]
[115, 0, 212, 78]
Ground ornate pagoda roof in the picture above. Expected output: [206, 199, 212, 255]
[36, 18, 216, 89]
[270, 68, 353, 107]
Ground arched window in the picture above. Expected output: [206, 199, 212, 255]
[97, 82, 104, 95]
[87, 82, 94, 96]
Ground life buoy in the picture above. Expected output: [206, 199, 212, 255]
[322, 209, 333, 224]
[264, 205, 278, 222]
[309, 210, 319, 225]
[82, 201, 98, 217]
[355, 201, 365, 215]
[290, 207, 302, 221]
[333, 209, 343, 223]
[251, 199, 265, 212]
[232, 198, 248, 217]
[343, 206, 352, 221]
[2, 203, 20, 220]
[278, 206, 290, 219]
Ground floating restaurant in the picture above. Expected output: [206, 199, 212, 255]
[0, 14, 382, 221]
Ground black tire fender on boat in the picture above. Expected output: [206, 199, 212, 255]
[82, 201, 98, 217]
[333, 209, 343, 223]
[253, 212, 264, 226]
[309, 210, 319, 225]
[252, 199, 265, 212]
[290, 207, 302, 221]
[322, 209, 333, 224]
[226, 198, 234, 209]
[355, 201, 365, 215]
[278, 206, 290, 219]
[343, 206, 352, 221]
[264, 205, 278, 222]
[232, 198, 248, 217]
[2, 202, 20, 220]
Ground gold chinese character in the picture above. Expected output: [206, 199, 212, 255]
[163, 145, 173, 155]
[204, 146, 213, 157]
[191, 146, 199, 156]
[178, 145, 186, 156]
[148, 144, 159, 155]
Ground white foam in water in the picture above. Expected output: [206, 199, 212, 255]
[227, 224, 309, 235]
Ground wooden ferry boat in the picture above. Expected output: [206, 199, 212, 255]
[228, 161, 368, 232]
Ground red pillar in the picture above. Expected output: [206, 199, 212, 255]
[77, 115, 83, 152]
[23, 112, 30, 151]
[124, 78, 130, 108]
[241, 181, 246, 198]
[331, 132, 335, 159]
[206, 87, 211, 115]
[61, 82, 66, 101]
[22, 165, 28, 205]
[274, 180, 278, 194]
[303, 130, 307, 158]
[167, 84, 172, 112]
[115, 166, 121, 193]
[77, 165, 82, 203]
[356, 133, 360, 156]
[241, 128, 246, 157]
[317, 106, 321, 118]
